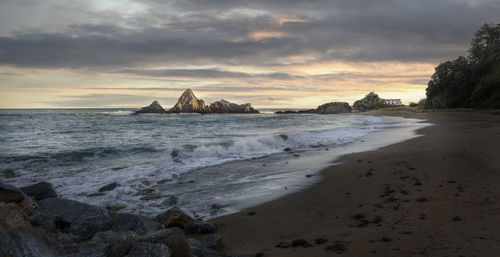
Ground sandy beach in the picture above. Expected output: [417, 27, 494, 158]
[212, 111, 500, 257]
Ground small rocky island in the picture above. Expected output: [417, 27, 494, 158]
[275, 102, 352, 114]
[133, 89, 259, 115]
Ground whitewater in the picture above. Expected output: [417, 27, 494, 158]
[0, 109, 429, 219]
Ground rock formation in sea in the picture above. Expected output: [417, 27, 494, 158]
[209, 99, 259, 114]
[275, 102, 352, 114]
[133, 88, 260, 114]
[132, 101, 168, 115]
[169, 89, 213, 114]
[315, 102, 352, 114]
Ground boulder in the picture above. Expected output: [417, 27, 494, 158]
[69, 231, 134, 257]
[139, 228, 192, 257]
[127, 242, 172, 257]
[70, 206, 115, 238]
[183, 221, 216, 235]
[154, 207, 195, 228]
[104, 231, 138, 257]
[0, 202, 61, 257]
[315, 102, 352, 114]
[20, 182, 58, 200]
[98, 182, 120, 193]
[187, 235, 223, 257]
[0, 182, 25, 202]
[30, 198, 114, 238]
[209, 99, 259, 114]
[111, 213, 162, 235]
[133, 101, 168, 115]
[169, 89, 212, 114]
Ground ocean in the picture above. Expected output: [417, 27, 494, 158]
[0, 109, 429, 219]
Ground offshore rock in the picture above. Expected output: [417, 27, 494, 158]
[133, 101, 168, 115]
[210, 99, 259, 113]
[21, 182, 58, 200]
[315, 102, 352, 114]
[169, 89, 212, 114]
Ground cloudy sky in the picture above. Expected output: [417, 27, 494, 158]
[0, 0, 498, 108]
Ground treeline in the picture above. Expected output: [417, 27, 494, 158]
[426, 23, 500, 109]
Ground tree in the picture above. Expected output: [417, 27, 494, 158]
[426, 23, 500, 109]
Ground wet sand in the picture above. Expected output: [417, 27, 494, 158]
[211, 111, 500, 257]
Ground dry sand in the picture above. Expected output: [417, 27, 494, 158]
[211, 111, 500, 257]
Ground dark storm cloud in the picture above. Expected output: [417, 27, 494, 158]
[118, 68, 304, 80]
[0, 0, 499, 69]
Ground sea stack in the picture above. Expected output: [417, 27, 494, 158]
[168, 89, 213, 114]
[132, 101, 168, 115]
[210, 99, 259, 114]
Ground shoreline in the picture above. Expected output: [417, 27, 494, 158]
[211, 111, 500, 256]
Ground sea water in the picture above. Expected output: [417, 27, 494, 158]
[0, 109, 429, 219]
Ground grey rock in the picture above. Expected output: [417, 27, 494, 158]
[209, 99, 259, 114]
[68, 231, 119, 257]
[315, 102, 352, 114]
[30, 198, 114, 238]
[0, 227, 60, 257]
[98, 182, 120, 192]
[183, 221, 216, 235]
[111, 213, 162, 235]
[20, 182, 58, 200]
[154, 207, 195, 228]
[0, 182, 24, 202]
[139, 228, 192, 257]
[70, 206, 114, 238]
[133, 101, 168, 115]
[161, 196, 178, 207]
[105, 231, 138, 257]
[127, 242, 171, 257]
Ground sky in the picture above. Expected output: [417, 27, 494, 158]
[0, 0, 499, 108]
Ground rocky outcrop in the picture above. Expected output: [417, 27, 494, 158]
[315, 102, 352, 114]
[352, 92, 385, 112]
[168, 89, 212, 114]
[209, 99, 259, 114]
[275, 102, 352, 114]
[133, 89, 260, 115]
[133, 101, 168, 115]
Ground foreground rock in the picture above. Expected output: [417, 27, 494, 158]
[210, 99, 259, 114]
[20, 182, 58, 200]
[154, 207, 195, 228]
[0, 182, 25, 202]
[31, 198, 115, 238]
[139, 228, 191, 257]
[276, 102, 352, 114]
[133, 101, 168, 115]
[111, 213, 163, 235]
